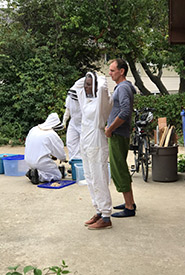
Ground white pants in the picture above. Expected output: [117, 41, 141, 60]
[27, 157, 62, 182]
[67, 123, 81, 160]
[81, 146, 112, 217]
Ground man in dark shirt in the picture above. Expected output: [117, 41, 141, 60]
[105, 58, 136, 218]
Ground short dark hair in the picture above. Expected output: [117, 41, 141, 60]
[113, 58, 128, 76]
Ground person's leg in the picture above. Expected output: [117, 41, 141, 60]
[85, 147, 112, 229]
[36, 158, 62, 182]
[67, 124, 81, 160]
[80, 146, 102, 227]
[109, 135, 136, 218]
[123, 187, 134, 210]
[25, 157, 61, 184]
[108, 135, 132, 193]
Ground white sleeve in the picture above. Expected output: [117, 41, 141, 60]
[67, 77, 85, 113]
[62, 108, 70, 127]
[50, 133, 66, 161]
[97, 76, 113, 127]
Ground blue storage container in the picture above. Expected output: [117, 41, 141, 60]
[2, 154, 29, 176]
[74, 162, 111, 185]
[0, 154, 16, 174]
[69, 159, 82, 180]
[74, 163, 86, 185]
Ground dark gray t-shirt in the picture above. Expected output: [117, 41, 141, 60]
[107, 80, 136, 138]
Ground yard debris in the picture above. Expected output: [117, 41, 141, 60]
[154, 117, 177, 147]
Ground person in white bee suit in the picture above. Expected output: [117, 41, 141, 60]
[62, 82, 83, 161]
[25, 113, 66, 184]
[76, 72, 113, 230]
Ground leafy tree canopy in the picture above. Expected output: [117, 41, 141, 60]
[0, 0, 184, 141]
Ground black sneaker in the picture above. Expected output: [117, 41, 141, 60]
[30, 169, 39, 185]
[113, 203, 137, 210]
[26, 169, 32, 180]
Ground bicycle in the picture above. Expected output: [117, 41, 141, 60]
[129, 107, 155, 182]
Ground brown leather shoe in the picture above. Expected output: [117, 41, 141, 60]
[84, 214, 101, 227]
[88, 218, 112, 230]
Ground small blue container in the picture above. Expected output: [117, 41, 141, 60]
[74, 163, 86, 185]
[0, 154, 16, 174]
[69, 159, 83, 180]
[2, 154, 29, 177]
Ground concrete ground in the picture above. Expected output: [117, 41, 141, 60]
[0, 145, 185, 275]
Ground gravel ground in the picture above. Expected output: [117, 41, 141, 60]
[0, 145, 185, 275]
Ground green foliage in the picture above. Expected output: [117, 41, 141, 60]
[6, 260, 70, 275]
[0, 23, 68, 138]
[0, 0, 105, 140]
[176, 132, 184, 146]
[133, 93, 185, 137]
[60, 134, 66, 146]
[0, 0, 184, 143]
[178, 154, 185, 173]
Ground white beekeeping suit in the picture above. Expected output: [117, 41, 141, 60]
[25, 113, 66, 182]
[62, 80, 84, 160]
[77, 74, 113, 218]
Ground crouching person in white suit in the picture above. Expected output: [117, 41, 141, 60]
[77, 72, 113, 230]
[25, 113, 66, 184]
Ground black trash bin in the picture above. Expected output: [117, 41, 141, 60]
[151, 145, 178, 182]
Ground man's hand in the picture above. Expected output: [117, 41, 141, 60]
[105, 116, 125, 138]
[105, 126, 112, 138]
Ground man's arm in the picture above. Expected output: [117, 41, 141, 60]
[105, 116, 125, 137]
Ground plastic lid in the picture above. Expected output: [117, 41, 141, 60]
[2, 154, 24, 160]
[69, 159, 82, 164]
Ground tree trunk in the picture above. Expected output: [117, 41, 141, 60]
[179, 76, 185, 93]
[126, 54, 151, 95]
[141, 61, 169, 95]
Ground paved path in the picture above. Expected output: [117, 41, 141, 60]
[0, 146, 185, 275]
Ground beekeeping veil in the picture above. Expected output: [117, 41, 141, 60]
[85, 72, 97, 98]
[38, 113, 63, 131]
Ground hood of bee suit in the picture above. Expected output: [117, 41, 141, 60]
[67, 77, 85, 101]
[38, 113, 63, 131]
[85, 72, 96, 98]
[70, 77, 85, 92]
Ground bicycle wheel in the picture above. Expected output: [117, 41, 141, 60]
[141, 136, 150, 182]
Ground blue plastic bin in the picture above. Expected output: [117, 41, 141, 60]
[0, 154, 16, 174]
[181, 110, 185, 146]
[74, 163, 86, 185]
[2, 154, 29, 176]
[69, 159, 83, 180]
[74, 162, 111, 185]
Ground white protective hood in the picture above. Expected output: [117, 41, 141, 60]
[70, 77, 85, 92]
[38, 113, 63, 130]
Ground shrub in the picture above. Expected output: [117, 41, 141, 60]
[178, 154, 185, 173]
[133, 93, 185, 138]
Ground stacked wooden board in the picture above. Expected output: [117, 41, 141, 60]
[156, 117, 177, 147]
